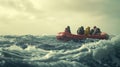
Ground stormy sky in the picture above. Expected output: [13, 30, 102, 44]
[0, 0, 120, 35]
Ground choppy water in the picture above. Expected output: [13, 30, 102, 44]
[0, 35, 120, 67]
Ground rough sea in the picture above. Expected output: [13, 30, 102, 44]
[0, 35, 120, 67]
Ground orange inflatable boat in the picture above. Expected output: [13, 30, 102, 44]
[56, 32, 109, 41]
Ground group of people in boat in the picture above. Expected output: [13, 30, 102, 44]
[65, 26, 101, 35]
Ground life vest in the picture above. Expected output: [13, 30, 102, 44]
[85, 27, 90, 35]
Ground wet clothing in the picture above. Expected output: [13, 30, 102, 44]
[90, 29, 94, 35]
[96, 28, 101, 35]
[92, 27, 101, 35]
[92, 28, 97, 35]
[85, 27, 90, 35]
[65, 26, 71, 33]
[77, 26, 84, 35]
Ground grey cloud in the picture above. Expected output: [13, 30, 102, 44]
[58, 0, 120, 25]
[1, 0, 119, 17]
[0, 0, 45, 23]
[49, 0, 120, 17]
[0, 0, 120, 22]
[0, 0, 43, 14]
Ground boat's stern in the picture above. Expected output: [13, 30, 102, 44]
[56, 32, 71, 41]
[56, 32, 65, 40]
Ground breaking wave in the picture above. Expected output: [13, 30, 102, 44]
[0, 35, 120, 67]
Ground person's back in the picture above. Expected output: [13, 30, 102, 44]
[87, 26, 90, 35]
[96, 28, 101, 35]
[77, 26, 84, 35]
[79, 26, 84, 35]
[92, 26, 97, 35]
[90, 29, 94, 35]
[85, 26, 90, 36]
[65, 26, 71, 33]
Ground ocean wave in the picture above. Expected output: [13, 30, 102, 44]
[0, 35, 120, 67]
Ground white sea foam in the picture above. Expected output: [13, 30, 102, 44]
[0, 35, 120, 67]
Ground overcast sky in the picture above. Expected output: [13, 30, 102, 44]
[0, 0, 120, 35]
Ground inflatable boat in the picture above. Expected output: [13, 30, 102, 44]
[56, 32, 109, 41]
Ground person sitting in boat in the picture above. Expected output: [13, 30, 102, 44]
[90, 29, 94, 35]
[92, 26, 101, 35]
[85, 26, 90, 36]
[65, 26, 71, 33]
[96, 28, 101, 35]
[77, 26, 84, 35]
[92, 26, 97, 35]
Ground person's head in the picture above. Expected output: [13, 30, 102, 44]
[81, 26, 84, 28]
[67, 26, 70, 29]
[87, 26, 90, 29]
[81, 26, 84, 29]
[94, 26, 96, 29]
